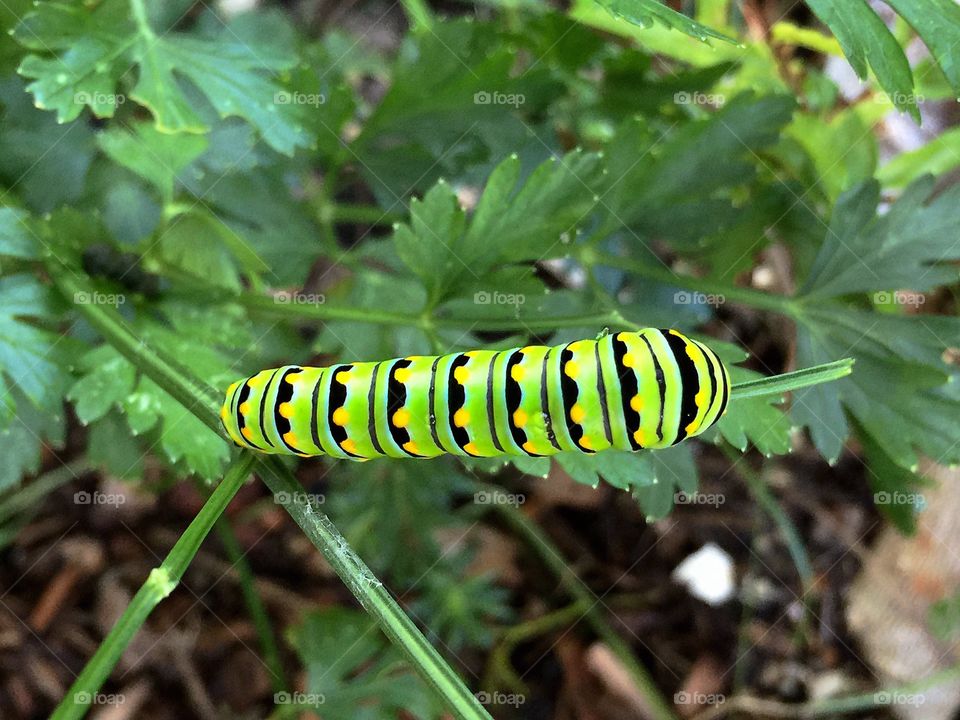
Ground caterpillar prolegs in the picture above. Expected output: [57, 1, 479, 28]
[220, 329, 731, 461]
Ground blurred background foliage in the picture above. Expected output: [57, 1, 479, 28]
[1, 0, 960, 717]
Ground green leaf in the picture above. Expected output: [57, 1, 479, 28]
[67, 345, 136, 424]
[393, 151, 602, 304]
[594, 0, 738, 44]
[288, 607, 445, 720]
[804, 0, 918, 119]
[159, 212, 241, 291]
[883, 0, 960, 92]
[67, 325, 235, 480]
[794, 306, 960, 468]
[800, 178, 960, 298]
[601, 93, 796, 241]
[97, 122, 208, 201]
[14, 3, 310, 154]
[0, 389, 66, 492]
[0, 275, 70, 420]
[0, 77, 96, 213]
[877, 125, 960, 188]
[354, 19, 562, 202]
[632, 445, 698, 520]
[717, 367, 793, 456]
[0, 208, 37, 259]
[556, 448, 657, 492]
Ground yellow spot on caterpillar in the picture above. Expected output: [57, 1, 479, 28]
[395, 367, 413, 383]
[403, 440, 420, 455]
[247, 374, 266, 389]
[465, 350, 482, 358]
[242, 426, 254, 440]
[630, 394, 643, 412]
[685, 420, 699, 435]
[220, 405, 229, 420]
[510, 364, 526, 382]
[227, 382, 240, 394]
[579, 435, 594, 450]
[279, 402, 295, 418]
[669, 329, 685, 338]
[633, 428, 647, 445]
[695, 388, 707, 408]
[463, 441, 480, 456]
[454, 408, 470, 427]
[522, 440, 538, 455]
[622, 353, 636, 368]
[393, 408, 410, 428]
[340, 438, 358, 455]
[336, 370, 352, 384]
[283, 431, 299, 447]
[570, 403, 586, 424]
[332, 407, 350, 426]
[285, 372, 301, 385]
[454, 366, 470, 384]
[513, 409, 528, 427]
[239, 401, 251, 415]
[564, 360, 580, 379]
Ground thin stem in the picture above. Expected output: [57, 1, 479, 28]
[332, 203, 404, 225]
[213, 519, 290, 711]
[129, 0, 155, 39]
[485, 486, 679, 720]
[257, 457, 491, 719]
[720, 445, 815, 636]
[50, 453, 256, 720]
[0, 459, 87, 525]
[731, 359, 854, 400]
[401, 0, 435, 30]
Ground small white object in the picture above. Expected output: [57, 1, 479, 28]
[671, 542, 736, 605]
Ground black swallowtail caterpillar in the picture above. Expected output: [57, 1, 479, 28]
[220, 328, 730, 460]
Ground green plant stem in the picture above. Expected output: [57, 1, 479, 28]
[731, 359, 853, 400]
[332, 203, 404, 225]
[50, 453, 256, 720]
[256, 456, 490, 719]
[0, 459, 87, 525]
[484, 600, 591, 693]
[50, 267, 491, 720]
[212, 519, 289, 710]
[720, 445, 815, 638]
[401, 0, 434, 30]
[485, 487, 679, 720]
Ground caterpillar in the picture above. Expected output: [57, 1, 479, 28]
[220, 328, 730, 461]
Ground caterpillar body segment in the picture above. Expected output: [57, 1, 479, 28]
[220, 329, 731, 461]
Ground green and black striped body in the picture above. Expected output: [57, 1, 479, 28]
[220, 329, 730, 460]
